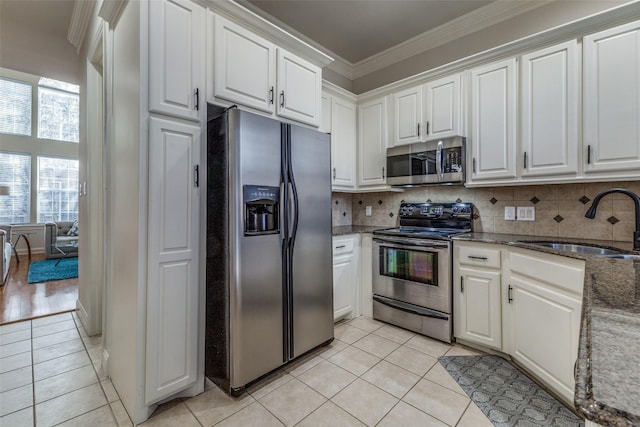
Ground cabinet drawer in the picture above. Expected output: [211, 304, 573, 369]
[509, 250, 584, 295]
[333, 238, 354, 255]
[457, 245, 501, 269]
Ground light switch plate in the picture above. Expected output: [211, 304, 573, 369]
[365, 206, 372, 216]
[504, 206, 516, 221]
[517, 206, 535, 221]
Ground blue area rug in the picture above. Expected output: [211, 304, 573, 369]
[439, 355, 584, 426]
[28, 257, 78, 284]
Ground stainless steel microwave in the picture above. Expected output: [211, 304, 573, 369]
[386, 136, 465, 186]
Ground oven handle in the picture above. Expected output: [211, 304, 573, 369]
[373, 237, 448, 250]
[373, 295, 449, 320]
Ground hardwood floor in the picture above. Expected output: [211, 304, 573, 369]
[0, 253, 77, 325]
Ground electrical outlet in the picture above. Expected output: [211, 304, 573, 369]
[365, 206, 372, 216]
[504, 206, 516, 221]
[517, 206, 535, 221]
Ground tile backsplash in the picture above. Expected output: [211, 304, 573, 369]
[336, 180, 640, 242]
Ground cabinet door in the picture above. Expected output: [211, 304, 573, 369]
[213, 15, 275, 114]
[333, 252, 355, 321]
[455, 266, 502, 350]
[146, 118, 200, 404]
[393, 86, 423, 146]
[331, 97, 357, 188]
[469, 58, 517, 181]
[508, 275, 581, 404]
[521, 40, 578, 178]
[424, 74, 461, 140]
[149, 0, 204, 121]
[358, 97, 388, 186]
[319, 93, 331, 134]
[276, 49, 322, 127]
[584, 20, 640, 174]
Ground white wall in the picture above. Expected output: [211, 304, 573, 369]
[0, 3, 80, 85]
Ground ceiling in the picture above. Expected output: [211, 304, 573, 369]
[243, 0, 494, 64]
[0, 0, 74, 39]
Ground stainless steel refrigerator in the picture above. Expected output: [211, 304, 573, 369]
[205, 107, 333, 394]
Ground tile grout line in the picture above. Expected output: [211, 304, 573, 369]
[31, 320, 36, 427]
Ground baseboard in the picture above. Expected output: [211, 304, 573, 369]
[76, 300, 90, 333]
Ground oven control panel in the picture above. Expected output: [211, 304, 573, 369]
[399, 202, 472, 220]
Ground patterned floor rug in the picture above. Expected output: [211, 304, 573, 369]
[438, 355, 584, 427]
[27, 257, 78, 284]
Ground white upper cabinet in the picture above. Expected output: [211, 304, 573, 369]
[149, 0, 204, 121]
[212, 14, 322, 127]
[213, 14, 276, 114]
[330, 94, 357, 189]
[583, 20, 640, 174]
[392, 86, 423, 146]
[468, 58, 518, 182]
[520, 40, 579, 178]
[358, 96, 388, 187]
[423, 73, 462, 140]
[276, 49, 322, 127]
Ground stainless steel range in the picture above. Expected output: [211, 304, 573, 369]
[372, 202, 473, 343]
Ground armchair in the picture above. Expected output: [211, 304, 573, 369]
[44, 221, 79, 259]
[1, 225, 11, 285]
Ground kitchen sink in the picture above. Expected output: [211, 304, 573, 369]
[598, 254, 640, 261]
[521, 241, 622, 256]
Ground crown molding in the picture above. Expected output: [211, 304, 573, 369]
[207, 0, 333, 67]
[351, 0, 553, 79]
[98, 0, 127, 29]
[67, 0, 96, 53]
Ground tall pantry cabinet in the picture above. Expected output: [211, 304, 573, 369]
[105, 0, 204, 423]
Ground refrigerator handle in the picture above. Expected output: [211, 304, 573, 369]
[287, 127, 300, 253]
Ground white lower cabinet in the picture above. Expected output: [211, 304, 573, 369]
[454, 242, 503, 350]
[332, 234, 360, 321]
[453, 242, 585, 405]
[505, 248, 585, 405]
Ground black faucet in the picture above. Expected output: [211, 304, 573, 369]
[584, 188, 640, 251]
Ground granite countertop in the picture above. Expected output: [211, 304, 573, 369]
[332, 225, 387, 236]
[452, 233, 640, 427]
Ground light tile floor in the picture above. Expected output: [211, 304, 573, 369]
[1, 314, 494, 426]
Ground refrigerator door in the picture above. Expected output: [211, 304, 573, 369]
[229, 110, 285, 388]
[287, 124, 334, 359]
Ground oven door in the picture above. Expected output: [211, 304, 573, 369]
[372, 236, 451, 314]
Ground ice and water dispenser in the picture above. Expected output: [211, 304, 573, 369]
[243, 185, 280, 235]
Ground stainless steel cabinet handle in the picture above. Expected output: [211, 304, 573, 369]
[508, 285, 513, 303]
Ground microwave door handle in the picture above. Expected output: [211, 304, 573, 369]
[436, 141, 443, 180]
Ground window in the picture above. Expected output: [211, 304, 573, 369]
[0, 77, 32, 136]
[37, 156, 79, 223]
[0, 152, 31, 224]
[38, 78, 80, 143]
